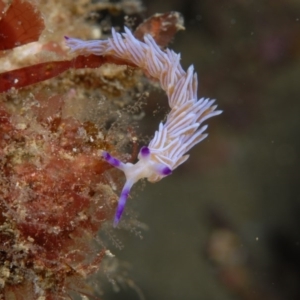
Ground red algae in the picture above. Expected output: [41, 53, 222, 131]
[0, 54, 136, 93]
[0, 95, 119, 298]
[0, 0, 45, 51]
[134, 11, 185, 47]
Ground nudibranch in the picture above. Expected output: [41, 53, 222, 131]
[65, 27, 222, 226]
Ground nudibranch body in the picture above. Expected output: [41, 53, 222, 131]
[65, 27, 222, 226]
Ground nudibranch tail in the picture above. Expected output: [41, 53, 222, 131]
[65, 27, 222, 226]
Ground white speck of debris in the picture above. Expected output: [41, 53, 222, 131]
[27, 236, 34, 242]
[97, 132, 104, 139]
[105, 250, 115, 257]
[15, 123, 27, 130]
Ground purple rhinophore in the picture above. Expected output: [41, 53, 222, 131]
[102, 151, 121, 167]
[140, 146, 150, 158]
[64, 36, 70, 40]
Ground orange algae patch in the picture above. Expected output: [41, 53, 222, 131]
[0, 0, 45, 50]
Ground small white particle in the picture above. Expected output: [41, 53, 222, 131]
[105, 250, 115, 257]
[97, 132, 104, 139]
[27, 236, 34, 242]
[91, 26, 101, 39]
[15, 123, 26, 130]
